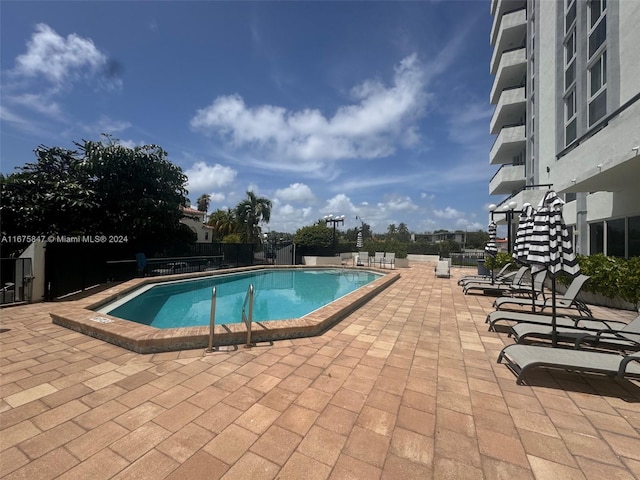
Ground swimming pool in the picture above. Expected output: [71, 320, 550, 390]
[97, 268, 382, 328]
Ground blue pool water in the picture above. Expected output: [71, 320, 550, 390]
[98, 269, 381, 329]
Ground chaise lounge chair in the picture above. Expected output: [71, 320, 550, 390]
[435, 260, 450, 278]
[498, 344, 640, 384]
[373, 252, 385, 268]
[493, 274, 592, 317]
[486, 309, 623, 332]
[458, 264, 512, 286]
[510, 315, 640, 352]
[464, 267, 544, 297]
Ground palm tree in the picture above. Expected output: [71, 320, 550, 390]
[196, 194, 211, 213]
[235, 191, 272, 243]
[387, 224, 397, 240]
[206, 208, 236, 240]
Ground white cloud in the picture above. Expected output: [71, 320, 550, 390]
[274, 183, 315, 203]
[385, 195, 418, 212]
[433, 207, 464, 219]
[185, 162, 237, 192]
[10, 93, 63, 118]
[84, 115, 132, 135]
[190, 54, 429, 173]
[14, 24, 108, 87]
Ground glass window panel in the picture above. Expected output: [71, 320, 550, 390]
[589, 90, 607, 126]
[566, 118, 577, 145]
[565, 31, 575, 65]
[607, 218, 625, 257]
[589, 0, 605, 27]
[589, 18, 606, 58]
[590, 222, 604, 254]
[628, 216, 640, 257]
[565, 60, 576, 88]
[566, 1, 577, 32]
[566, 91, 576, 120]
[590, 57, 603, 96]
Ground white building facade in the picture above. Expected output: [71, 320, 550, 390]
[489, 0, 640, 257]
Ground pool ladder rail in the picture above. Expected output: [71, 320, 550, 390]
[205, 284, 256, 352]
[241, 284, 254, 347]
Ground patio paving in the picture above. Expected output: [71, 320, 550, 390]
[1, 262, 639, 479]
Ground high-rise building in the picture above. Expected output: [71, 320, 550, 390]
[489, 0, 640, 257]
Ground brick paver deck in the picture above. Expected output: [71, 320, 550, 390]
[1, 263, 639, 479]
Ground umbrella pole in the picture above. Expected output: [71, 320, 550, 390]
[551, 276, 557, 347]
[531, 277, 536, 313]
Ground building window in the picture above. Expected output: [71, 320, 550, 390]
[607, 218, 625, 257]
[588, 0, 606, 59]
[565, 0, 577, 33]
[588, 51, 607, 126]
[629, 216, 640, 257]
[589, 222, 604, 254]
[565, 89, 577, 145]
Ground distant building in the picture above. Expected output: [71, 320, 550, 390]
[411, 231, 466, 244]
[489, 0, 639, 257]
[180, 207, 213, 243]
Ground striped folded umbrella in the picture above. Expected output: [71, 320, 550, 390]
[356, 230, 363, 249]
[512, 203, 534, 265]
[526, 190, 580, 346]
[526, 191, 580, 278]
[484, 221, 498, 257]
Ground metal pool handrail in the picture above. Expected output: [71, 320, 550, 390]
[205, 286, 217, 353]
[242, 284, 254, 347]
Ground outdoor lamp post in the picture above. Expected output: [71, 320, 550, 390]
[324, 214, 345, 252]
[489, 201, 518, 254]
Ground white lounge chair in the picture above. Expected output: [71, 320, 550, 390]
[435, 260, 450, 278]
[381, 252, 395, 269]
[373, 252, 384, 268]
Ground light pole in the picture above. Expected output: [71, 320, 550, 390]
[324, 214, 345, 253]
[489, 200, 518, 254]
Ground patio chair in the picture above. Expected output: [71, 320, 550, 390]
[381, 252, 395, 269]
[340, 252, 353, 266]
[463, 266, 532, 295]
[458, 264, 512, 286]
[493, 274, 592, 317]
[435, 260, 450, 278]
[497, 344, 640, 384]
[373, 252, 384, 268]
[357, 252, 369, 267]
[486, 309, 626, 332]
[510, 315, 640, 352]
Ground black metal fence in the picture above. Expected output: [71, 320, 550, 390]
[449, 252, 487, 268]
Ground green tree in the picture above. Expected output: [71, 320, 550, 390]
[1, 146, 96, 236]
[396, 223, 411, 243]
[293, 224, 333, 247]
[196, 194, 211, 213]
[207, 208, 236, 240]
[465, 230, 490, 249]
[386, 224, 397, 240]
[235, 191, 272, 243]
[1, 137, 190, 254]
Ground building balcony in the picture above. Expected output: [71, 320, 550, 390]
[490, 124, 525, 165]
[490, 86, 526, 134]
[491, 0, 526, 20]
[489, 163, 526, 195]
[490, 8, 526, 73]
[490, 47, 527, 104]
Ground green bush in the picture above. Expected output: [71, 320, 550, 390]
[574, 254, 640, 308]
[484, 253, 515, 271]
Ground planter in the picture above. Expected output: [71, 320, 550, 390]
[551, 281, 637, 311]
[394, 258, 409, 268]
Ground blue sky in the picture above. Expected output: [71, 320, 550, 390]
[1, 1, 497, 234]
